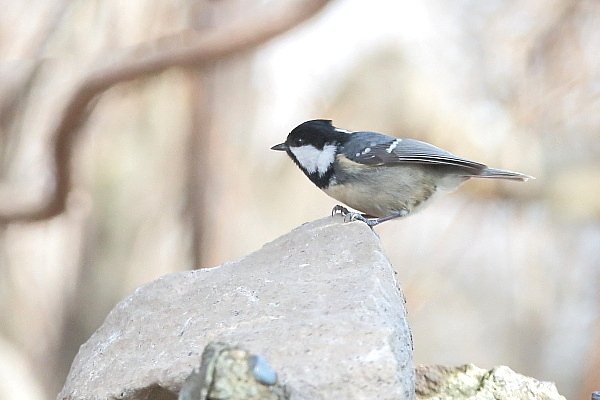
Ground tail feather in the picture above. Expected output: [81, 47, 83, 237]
[475, 168, 534, 182]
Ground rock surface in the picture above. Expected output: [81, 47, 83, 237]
[58, 216, 415, 400]
[415, 364, 566, 400]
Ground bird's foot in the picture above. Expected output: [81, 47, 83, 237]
[331, 204, 350, 217]
[344, 212, 380, 227]
[331, 205, 380, 227]
[332, 205, 410, 227]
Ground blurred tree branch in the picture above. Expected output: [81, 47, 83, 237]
[0, 0, 332, 224]
[0, 2, 70, 130]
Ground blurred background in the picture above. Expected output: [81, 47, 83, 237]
[1, 0, 599, 399]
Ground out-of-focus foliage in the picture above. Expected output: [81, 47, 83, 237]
[0, 1, 598, 400]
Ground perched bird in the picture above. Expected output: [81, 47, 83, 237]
[271, 119, 532, 226]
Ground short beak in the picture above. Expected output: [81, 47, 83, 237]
[271, 143, 288, 151]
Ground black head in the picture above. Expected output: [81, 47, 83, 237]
[272, 120, 349, 151]
[271, 119, 352, 153]
[271, 120, 351, 188]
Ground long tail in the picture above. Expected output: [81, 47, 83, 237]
[475, 167, 534, 182]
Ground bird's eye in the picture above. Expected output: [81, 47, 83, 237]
[293, 137, 304, 146]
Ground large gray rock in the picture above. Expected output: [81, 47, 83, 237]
[58, 216, 415, 400]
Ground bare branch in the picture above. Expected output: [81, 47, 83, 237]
[0, 0, 332, 224]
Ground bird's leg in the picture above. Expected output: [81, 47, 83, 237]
[368, 210, 409, 226]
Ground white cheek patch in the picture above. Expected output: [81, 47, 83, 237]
[289, 144, 337, 176]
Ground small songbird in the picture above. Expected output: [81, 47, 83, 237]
[271, 119, 532, 226]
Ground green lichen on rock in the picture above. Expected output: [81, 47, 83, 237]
[416, 364, 565, 400]
[178, 342, 288, 400]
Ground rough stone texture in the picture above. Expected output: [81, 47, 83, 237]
[58, 216, 414, 400]
[415, 364, 566, 400]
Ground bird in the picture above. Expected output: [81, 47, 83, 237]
[271, 119, 533, 227]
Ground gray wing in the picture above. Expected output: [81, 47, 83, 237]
[345, 134, 486, 172]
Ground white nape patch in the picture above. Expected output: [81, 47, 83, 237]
[334, 127, 352, 133]
[289, 144, 337, 176]
[386, 138, 402, 153]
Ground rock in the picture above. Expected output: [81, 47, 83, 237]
[415, 364, 566, 400]
[58, 216, 415, 400]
